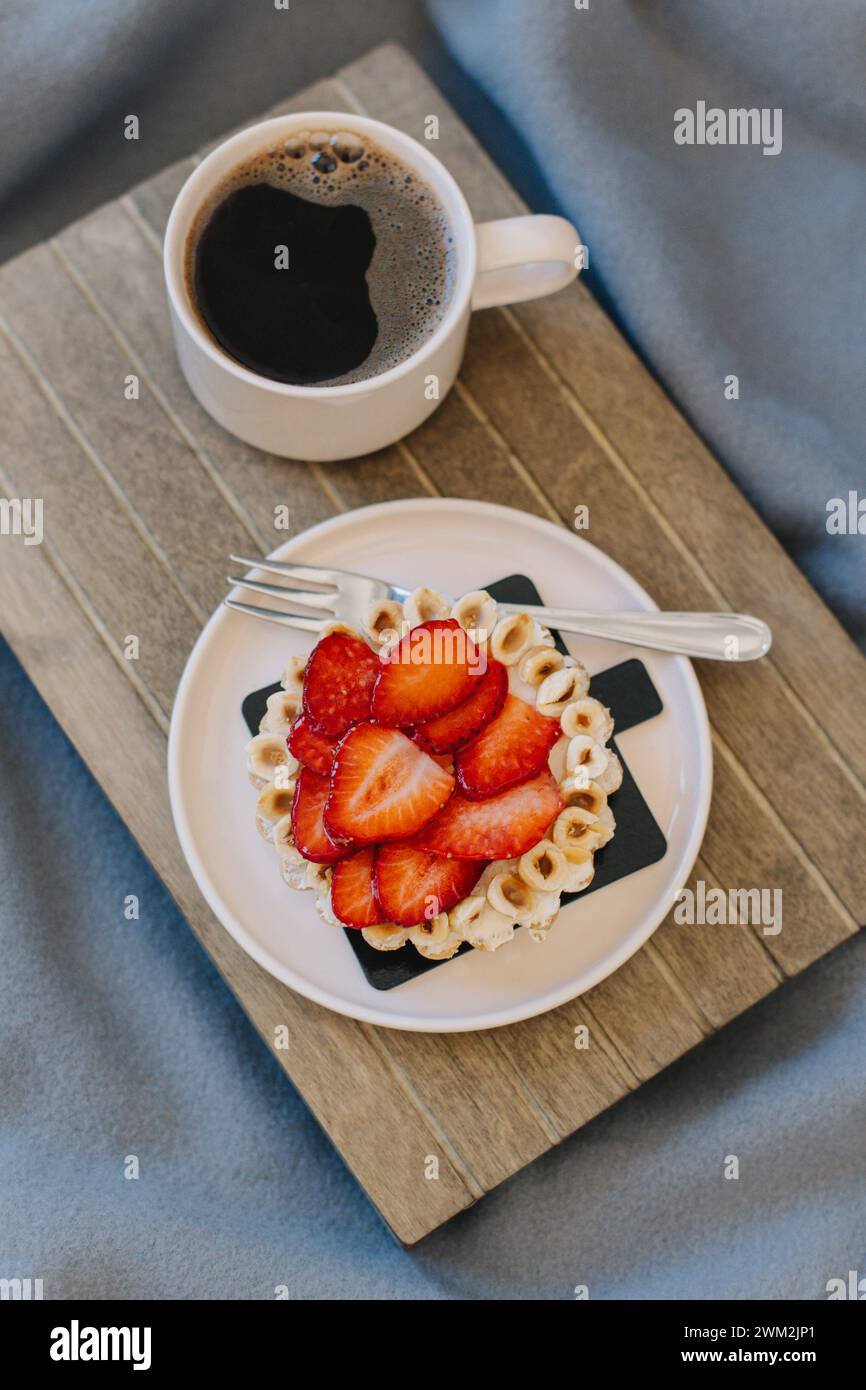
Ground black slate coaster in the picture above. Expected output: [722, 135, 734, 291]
[242, 574, 667, 991]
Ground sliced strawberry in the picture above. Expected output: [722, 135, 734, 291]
[302, 632, 380, 736]
[375, 844, 484, 928]
[325, 723, 454, 844]
[287, 712, 339, 777]
[455, 693, 561, 799]
[371, 619, 480, 726]
[409, 769, 563, 860]
[291, 767, 349, 863]
[414, 658, 508, 754]
[331, 847, 381, 929]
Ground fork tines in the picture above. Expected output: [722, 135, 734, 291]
[225, 555, 341, 632]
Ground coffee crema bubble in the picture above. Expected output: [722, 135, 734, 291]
[185, 129, 456, 387]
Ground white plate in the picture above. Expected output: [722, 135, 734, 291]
[168, 498, 712, 1032]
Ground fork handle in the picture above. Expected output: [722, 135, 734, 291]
[499, 606, 772, 661]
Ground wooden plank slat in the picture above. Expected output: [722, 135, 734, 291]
[0, 43, 861, 1244]
[648, 861, 783, 1028]
[405, 384, 555, 520]
[0, 245, 256, 618]
[497, 1002, 636, 1138]
[699, 745, 854, 974]
[581, 949, 707, 1082]
[0, 332, 198, 716]
[379, 1030, 557, 1186]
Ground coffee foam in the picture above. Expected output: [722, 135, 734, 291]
[185, 129, 456, 386]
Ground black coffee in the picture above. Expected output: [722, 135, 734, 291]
[186, 130, 455, 386]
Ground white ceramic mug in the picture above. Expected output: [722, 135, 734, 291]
[164, 112, 580, 462]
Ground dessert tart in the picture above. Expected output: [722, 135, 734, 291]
[245, 589, 619, 960]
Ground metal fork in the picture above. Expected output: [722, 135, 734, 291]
[224, 556, 772, 660]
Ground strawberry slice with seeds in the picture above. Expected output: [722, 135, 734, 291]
[331, 847, 382, 929]
[302, 631, 380, 736]
[371, 619, 480, 727]
[325, 723, 454, 843]
[375, 844, 483, 928]
[455, 693, 562, 799]
[288, 712, 339, 777]
[291, 767, 350, 863]
[409, 769, 563, 860]
[414, 658, 508, 754]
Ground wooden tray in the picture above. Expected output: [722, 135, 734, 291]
[1, 44, 863, 1244]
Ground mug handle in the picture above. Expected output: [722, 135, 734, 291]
[472, 215, 581, 310]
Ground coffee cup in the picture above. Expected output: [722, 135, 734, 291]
[164, 111, 580, 462]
